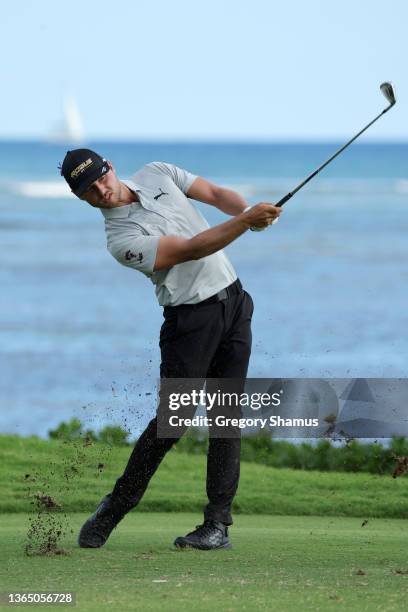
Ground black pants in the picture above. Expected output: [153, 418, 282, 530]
[111, 284, 254, 525]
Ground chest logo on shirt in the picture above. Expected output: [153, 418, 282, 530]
[125, 250, 143, 263]
[153, 188, 168, 201]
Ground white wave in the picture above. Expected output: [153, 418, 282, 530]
[222, 178, 407, 198]
[222, 183, 261, 197]
[10, 181, 74, 198]
[395, 179, 408, 194]
[2, 177, 407, 200]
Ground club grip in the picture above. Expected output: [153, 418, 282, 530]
[275, 192, 293, 208]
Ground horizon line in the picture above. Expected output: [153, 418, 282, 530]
[0, 137, 407, 146]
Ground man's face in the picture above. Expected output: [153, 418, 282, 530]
[77, 162, 122, 208]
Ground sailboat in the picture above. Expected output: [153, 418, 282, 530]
[48, 94, 85, 145]
[12, 95, 87, 197]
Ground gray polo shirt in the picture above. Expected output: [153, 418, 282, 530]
[101, 162, 237, 306]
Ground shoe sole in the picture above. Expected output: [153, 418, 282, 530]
[174, 539, 232, 550]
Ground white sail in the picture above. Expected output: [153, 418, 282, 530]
[63, 95, 84, 143]
[48, 95, 85, 144]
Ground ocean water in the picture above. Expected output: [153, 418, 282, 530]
[1, 141, 408, 437]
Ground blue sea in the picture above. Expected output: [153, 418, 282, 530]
[1, 141, 408, 437]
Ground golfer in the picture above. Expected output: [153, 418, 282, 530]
[60, 149, 281, 550]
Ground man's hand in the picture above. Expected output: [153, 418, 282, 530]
[241, 203, 282, 230]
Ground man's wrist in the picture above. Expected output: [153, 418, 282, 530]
[240, 206, 253, 229]
[242, 205, 265, 232]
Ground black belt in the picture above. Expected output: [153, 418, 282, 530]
[165, 279, 243, 311]
[199, 278, 242, 305]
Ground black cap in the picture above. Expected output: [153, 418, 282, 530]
[60, 149, 110, 196]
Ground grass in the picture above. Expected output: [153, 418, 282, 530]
[2, 434, 408, 610]
[2, 513, 408, 611]
[1, 435, 408, 518]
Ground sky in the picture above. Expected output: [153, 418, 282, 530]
[0, 0, 406, 141]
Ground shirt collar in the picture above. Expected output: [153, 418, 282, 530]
[99, 179, 142, 219]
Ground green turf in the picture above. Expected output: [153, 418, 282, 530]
[1, 435, 408, 518]
[1, 513, 408, 611]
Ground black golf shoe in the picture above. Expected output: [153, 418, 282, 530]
[174, 520, 231, 550]
[78, 494, 126, 548]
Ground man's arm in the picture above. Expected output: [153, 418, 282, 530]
[153, 203, 281, 271]
[186, 177, 248, 216]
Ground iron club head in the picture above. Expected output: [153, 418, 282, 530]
[380, 82, 396, 106]
[275, 81, 397, 208]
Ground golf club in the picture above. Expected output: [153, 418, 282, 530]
[275, 82, 396, 208]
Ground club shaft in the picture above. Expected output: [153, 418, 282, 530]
[275, 104, 393, 208]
